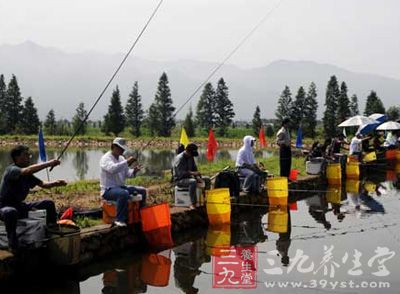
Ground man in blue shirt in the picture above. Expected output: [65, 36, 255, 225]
[0, 145, 67, 250]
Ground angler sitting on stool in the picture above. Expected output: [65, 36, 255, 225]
[100, 137, 147, 227]
[173, 143, 208, 210]
[236, 136, 266, 194]
[0, 145, 67, 251]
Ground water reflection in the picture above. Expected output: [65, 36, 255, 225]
[231, 208, 267, 246]
[82, 170, 400, 292]
[306, 193, 332, 230]
[102, 251, 172, 293]
[4, 164, 400, 293]
[276, 207, 292, 266]
[72, 150, 89, 180]
[174, 239, 209, 293]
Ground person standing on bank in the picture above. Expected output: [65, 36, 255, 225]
[173, 143, 203, 210]
[0, 145, 67, 251]
[276, 118, 292, 178]
[100, 138, 147, 227]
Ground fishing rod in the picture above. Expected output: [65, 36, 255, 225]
[50, 0, 164, 171]
[138, 0, 284, 155]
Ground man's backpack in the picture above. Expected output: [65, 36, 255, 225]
[214, 170, 241, 198]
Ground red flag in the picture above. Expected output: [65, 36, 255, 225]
[207, 128, 218, 161]
[60, 207, 73, 220]
[259, 127, 266, 148]
[289, 202, 298, 211]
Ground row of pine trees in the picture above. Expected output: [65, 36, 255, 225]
[0, 72, 398, 138]
[274, 75, 398, 139]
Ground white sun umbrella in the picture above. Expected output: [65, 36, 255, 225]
[338, 115, 379, 127]
[356, 113, 387, 135]
[376, 121, 400, 131]
[369, 113, 387, 121]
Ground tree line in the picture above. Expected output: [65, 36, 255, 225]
[274, 75, 400, 139]
[0, 74, 40, 135]
[0, 72, 399, 138]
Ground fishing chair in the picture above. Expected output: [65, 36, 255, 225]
[101, 193, 143, 225]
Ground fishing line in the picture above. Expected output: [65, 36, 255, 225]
[50, 0, 164, 170]
[138, 0, 284, 155]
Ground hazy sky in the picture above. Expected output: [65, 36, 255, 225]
[1, 0, 399, 79]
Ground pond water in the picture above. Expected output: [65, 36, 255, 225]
[11, 167, 400, 293]
[0, 148, 274, 182]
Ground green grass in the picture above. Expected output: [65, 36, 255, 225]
[74, 216, 103, 228]
[0, 125, 326, 142]
[50, 175, 168, 195]
[197, 155, 306, 177]
[42, 154, 306, 199]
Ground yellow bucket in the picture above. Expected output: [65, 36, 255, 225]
[267, 207, 288, 233]
[206, 224, 231, 256]
[364, 181, 376, 193]
[346, 180, 360, 193]
[327, 163, 341, 185]
[326, 185, 341, 204]
[206, 188, 231, 225]
[347, 155, 359, 163]
[346, 162, 360, 180]
[363, 152, 377, 162]
[395, 163, 400, 174]
[267, 177, 288, 206]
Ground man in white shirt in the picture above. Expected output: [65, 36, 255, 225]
[349, 133, 363, 161]
[383, 131, 398, 148]
[100, 137, 146, 226]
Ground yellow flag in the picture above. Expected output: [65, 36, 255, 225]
[180, 127, 190, 147]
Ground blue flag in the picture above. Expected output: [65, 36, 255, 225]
[38, 128, 47, 162]
[296, 128, 303, 148]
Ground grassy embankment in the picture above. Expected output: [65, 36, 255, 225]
[27, 155, 307, 212]
[4, 128, 312, 227]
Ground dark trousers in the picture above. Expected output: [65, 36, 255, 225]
[279, 146, 292, 178]
[0, 200, 56, 249]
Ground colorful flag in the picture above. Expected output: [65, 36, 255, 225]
[289, 202, 298, 211]
[38, 127, 47, 162]
[207, 128, 218, 161]
[179, 127, 190, 148]
[259, 127, 266, 148]
[295, 128, 303, 148]
[60, 207, 74, 220]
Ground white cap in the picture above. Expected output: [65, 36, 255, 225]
[112, 137, 128, 151]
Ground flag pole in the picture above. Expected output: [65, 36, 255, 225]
[45, 168, 50, 182]
[39, 127, 50, 181]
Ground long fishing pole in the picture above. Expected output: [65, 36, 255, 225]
[138, 0, 284, 154]
[50, 0, 164, 171]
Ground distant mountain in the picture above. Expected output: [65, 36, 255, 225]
[0, 41, 399, 120]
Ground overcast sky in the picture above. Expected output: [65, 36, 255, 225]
[0, 0, 399, 79]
